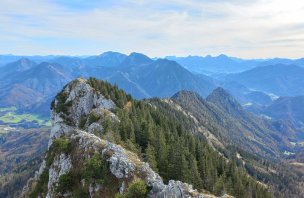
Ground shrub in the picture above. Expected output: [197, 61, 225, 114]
[54, 92, 70, 113]
[53, 137, 72, 154]
[45, 151, 55, 167]
[115, 179, 147, 198]
[79, 116, 87, 129]
[56, 172, 74, 193]
[88, 112, 100, 125]
[83, 153, 108, 184]
[29, 170, 49, 198]
[72, 188, 90, 198]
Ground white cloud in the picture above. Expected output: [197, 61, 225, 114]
[0, 0, 304, 58]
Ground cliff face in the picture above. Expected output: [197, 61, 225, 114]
[21, 78, 222, 198]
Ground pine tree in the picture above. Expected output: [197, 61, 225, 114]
[187, 155, 203, 189]
[214, 176, 225, 196]
[144, 144, 158, 171]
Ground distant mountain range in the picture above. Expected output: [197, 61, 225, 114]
[0, 55, 61, 67]
[2, 53, 304, 74]
[225, 64, 304, 96]
[166, 55, 304, 74]
[0, 60, 73, 111]
[166, 54, 261, 74]
[0, 52, 215, 116]
[1, 51, 304, 129]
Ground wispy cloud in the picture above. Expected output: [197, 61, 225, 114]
[0, 0, 304, 58]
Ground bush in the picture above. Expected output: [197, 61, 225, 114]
[56, 172, 74, 193]
[83, 153, 108, 184]
[53, 137, 72, 154]
[54, 92, 70, 114]
[88, 112, 100, 125]
[115, 179, 147, 198]
[45, 151, 55, 167]
[79, 115, 88, 129]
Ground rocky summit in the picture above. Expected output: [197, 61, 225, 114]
[21, 78, 229, 198]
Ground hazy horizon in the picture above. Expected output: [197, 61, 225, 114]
[0, 51, 303, 61]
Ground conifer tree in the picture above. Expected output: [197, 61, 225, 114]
[144, 144, 158, 171]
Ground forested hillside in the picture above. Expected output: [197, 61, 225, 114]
[23, 78, 271, 198]
[79, 78, 271, 197]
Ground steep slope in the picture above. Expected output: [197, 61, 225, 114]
[169, 88, 304, 197]
[21, 78, 270, 198]
[104, 71, 151, 99]
[227, 64, 304, 96]
[207, 88, 298, 141]
[171, 88, 292, 159]
[16, 62, 73, 96]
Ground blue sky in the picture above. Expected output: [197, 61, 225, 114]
[1, 0, 304, 58]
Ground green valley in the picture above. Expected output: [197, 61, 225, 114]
[0, 107, 50, 127]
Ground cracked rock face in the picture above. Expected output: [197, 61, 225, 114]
[87, 122, 103, 134]
[102, 141, 136, 179]
[49, 78, 115, 147]
[64, 78, 115, 126]
[46, 153, 72, 198]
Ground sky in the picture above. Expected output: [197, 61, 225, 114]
[1, 0, 304, 58]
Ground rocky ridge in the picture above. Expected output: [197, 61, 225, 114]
[21, 78, 228, 198]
